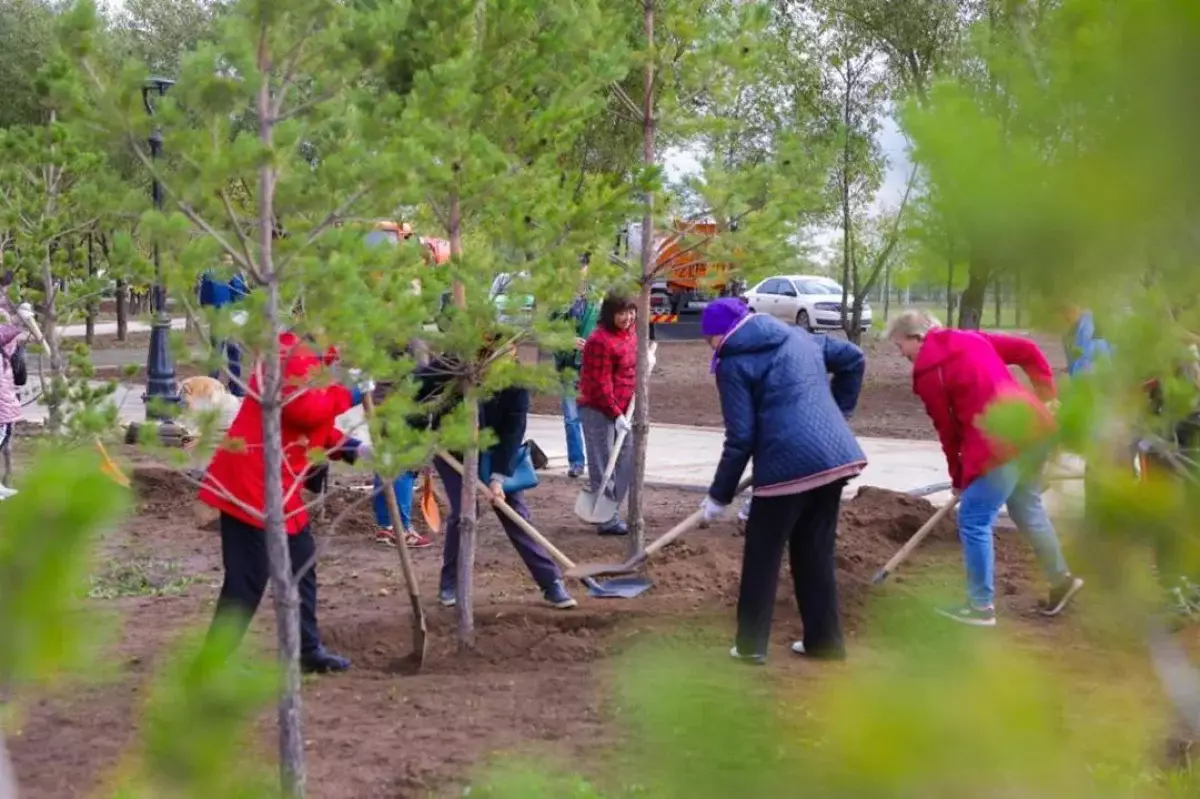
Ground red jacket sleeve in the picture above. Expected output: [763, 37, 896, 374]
[916, 370, 964, 489]
[981, 332, 1056, 402]
[581, 334, 623, 419]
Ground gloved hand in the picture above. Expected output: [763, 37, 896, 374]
[15, 302, 44, 343]
[699, 495, 727, 527]
[647, 343, 658, 374]
[488, 477, 506, 500]
[346, 368, 375, 405]
[615, 414, 632, 436]
[230, 310, 249, 327]
[355, 441, 373, 464]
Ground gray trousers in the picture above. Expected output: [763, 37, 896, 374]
[580, 406, 633, 508]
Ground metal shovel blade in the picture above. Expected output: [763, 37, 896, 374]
[584, 575, 653, 599]
[567, 558, 641, 580]
[574, 487, 619, 525]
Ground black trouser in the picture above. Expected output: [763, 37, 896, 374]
[210, 512, 322, 656]
[737, 481, 845, 659]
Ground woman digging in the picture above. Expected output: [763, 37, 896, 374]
[577, 291, 639, 536]
[699, 298, 867, 664]
[198, 330, 369, 673]
[887, 309, 1084, 627]
[411, 342, 577, 610]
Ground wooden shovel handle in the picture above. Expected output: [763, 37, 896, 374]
[362, 395, 425, 602]
[873, 496, 959, 584]
[598, 397, 634, 490]
[643, 476, 754, 560]
[438, 451, 578, 571]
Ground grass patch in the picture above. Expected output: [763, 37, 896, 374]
[89, 556, 205, 599]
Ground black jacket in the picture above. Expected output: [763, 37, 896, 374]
[411, 356, 529, 478]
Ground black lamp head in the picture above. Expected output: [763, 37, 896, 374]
[143, 77, 176, 94]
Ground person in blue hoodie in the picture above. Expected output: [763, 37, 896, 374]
[1062, 306, 1112, 377]
[198, 267, 249, 397]
[698, 298, 867, 664]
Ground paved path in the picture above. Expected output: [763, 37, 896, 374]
[22, 382, 1086, 516]
[59, 318, 188, 339]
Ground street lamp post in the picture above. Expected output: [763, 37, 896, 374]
[141, 77, 179, 420]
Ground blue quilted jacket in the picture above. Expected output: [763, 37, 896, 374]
[708, 314, 867, 504]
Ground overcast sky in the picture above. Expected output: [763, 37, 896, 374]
[665, 110, 912, 258]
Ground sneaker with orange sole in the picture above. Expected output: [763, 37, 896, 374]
[374, 527, 433, 549]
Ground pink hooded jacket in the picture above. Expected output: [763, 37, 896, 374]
[912, 329, 1057, 490]
[0, 307, 28, 425]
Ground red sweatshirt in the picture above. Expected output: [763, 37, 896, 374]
[578, 326, 637, 420]
[198, 332, 354, 534]
[912, 329, 1056, 490]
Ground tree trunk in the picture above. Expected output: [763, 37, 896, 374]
[115, 278, 128, 341]
[945, 256, 955, 327]
[993, 273, 1002, 328]
[256, 45, 305, 798]
[883, 259, 891, 321]
[626, 0, 655, 558]
[41, 251, 62, 434]
[0, 728, 18, 799]
[447, 192, 477, 650]
[85, 233, 96, 346]
[1014, 273, 1022, 328]
[958, 260, 989, 330]
[839, 67, 854, 340]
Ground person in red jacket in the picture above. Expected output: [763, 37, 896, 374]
[198, 330, 369, 673]
[887, 310, 1083, 627]
[578, 291, 639, 535]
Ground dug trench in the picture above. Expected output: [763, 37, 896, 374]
[10, 461, 1053, 798]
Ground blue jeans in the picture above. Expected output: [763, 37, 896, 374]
[373, 472, 416, 530]
[957, 462, 1071, 608]
[562, 391, 585, 470]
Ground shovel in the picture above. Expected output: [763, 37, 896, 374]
[419, 469, 442, 532]
[574, 398, 634, 524]
[439, 452, 640, 598]
[566, 477, 755, 595]
[362, 394, 428, 669]
[871, 496, 960, 585]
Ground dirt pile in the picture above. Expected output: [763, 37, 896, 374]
[130, 466, 218, 529]
[840, 485, 956, 544]
[645, 486, 956, 617]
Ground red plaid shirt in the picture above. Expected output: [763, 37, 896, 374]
[578, 326, 637, 419]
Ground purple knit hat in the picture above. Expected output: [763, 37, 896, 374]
[701, 297, 750, 337]
[701, 298, 751, 374]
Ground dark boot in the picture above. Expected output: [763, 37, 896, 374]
[301, 646, 351, 674]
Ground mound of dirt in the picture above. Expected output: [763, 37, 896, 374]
[313, 482, 379, 540]
[840, 485, 956, 544]
[131, 466, 196, 512]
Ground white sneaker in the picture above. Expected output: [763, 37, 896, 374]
[790, 641, 805, 655]
[0, 485, 19, 500]
[728, 645, 765, 665]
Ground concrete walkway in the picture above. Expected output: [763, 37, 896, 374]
[22, 382, 1086, 516]
[58, 318, 188, 339]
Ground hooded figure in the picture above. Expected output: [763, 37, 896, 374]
[699, 299, 866, 664]
[887, 309, 1083, 628]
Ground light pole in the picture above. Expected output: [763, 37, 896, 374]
[141, 76, 179, 420]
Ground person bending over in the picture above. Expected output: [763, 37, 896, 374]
[700, 298, 867, 664]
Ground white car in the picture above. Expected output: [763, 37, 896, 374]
[743, 275, 872, 332]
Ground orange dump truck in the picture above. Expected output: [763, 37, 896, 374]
[624, 219, 737, 324]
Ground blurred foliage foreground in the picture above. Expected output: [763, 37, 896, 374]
[475, 595, 1200, 799]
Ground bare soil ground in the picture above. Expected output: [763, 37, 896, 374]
[10, 451, 1068, 799]
[532, 332, 1068, 441]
